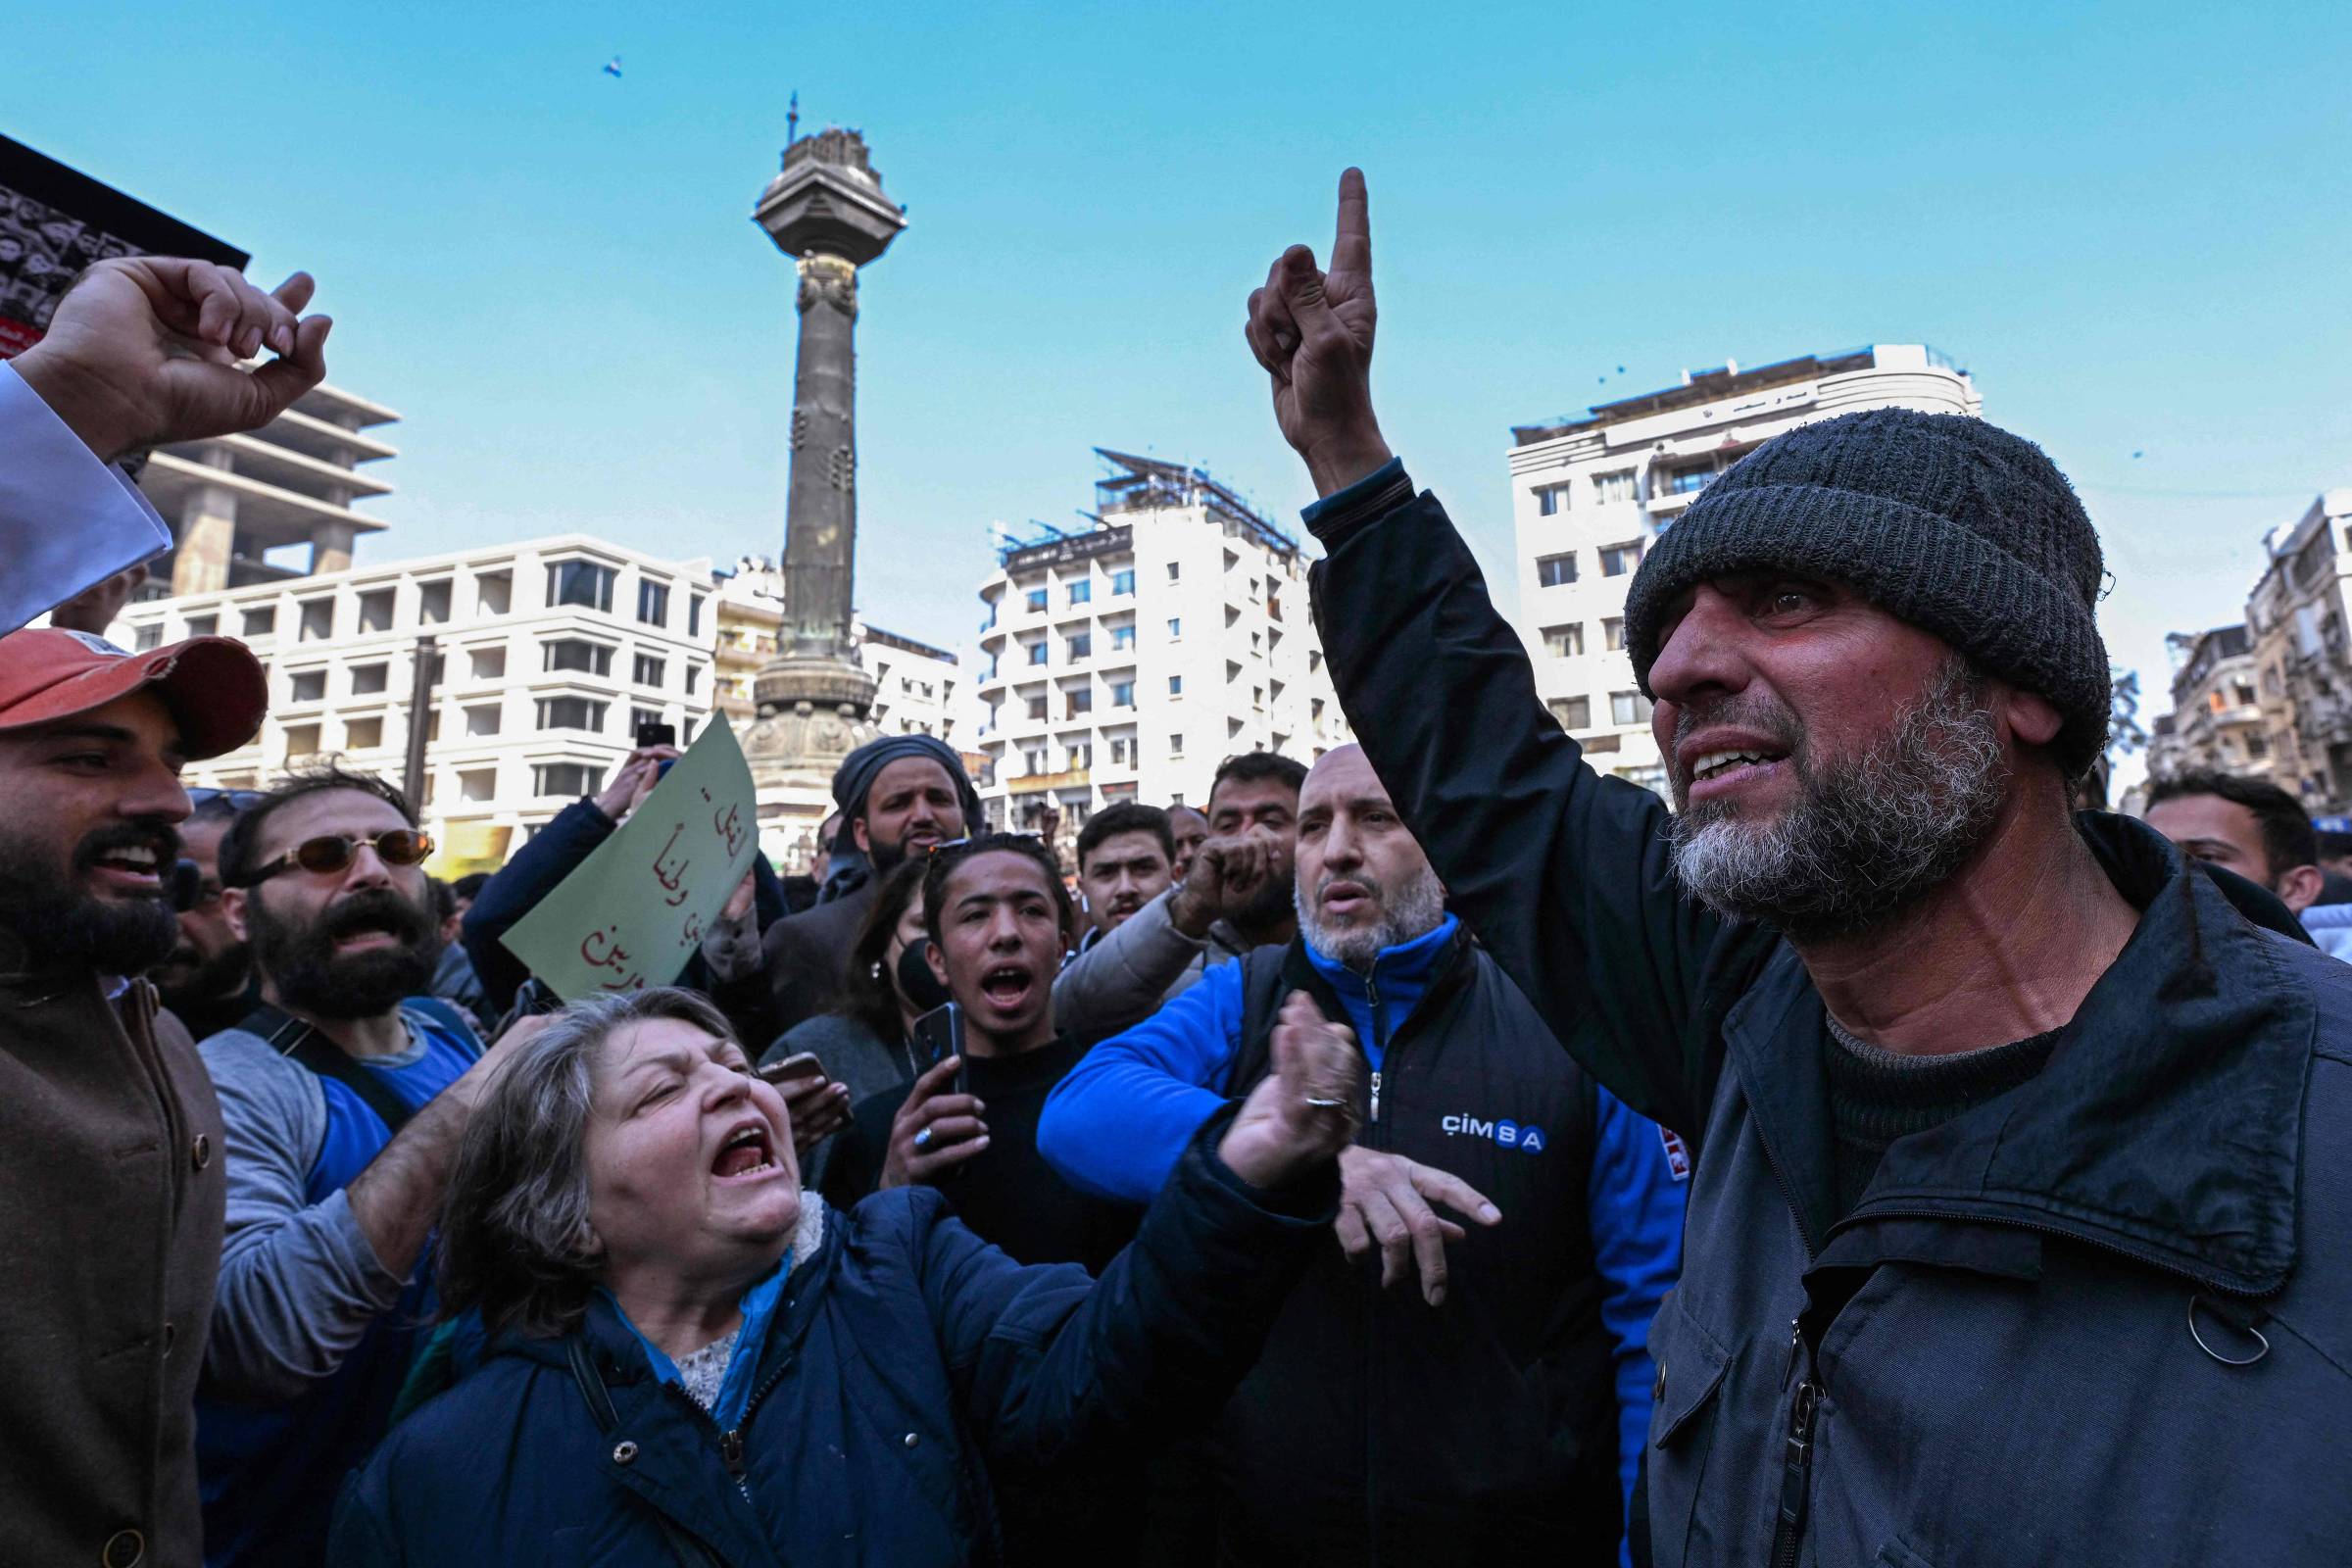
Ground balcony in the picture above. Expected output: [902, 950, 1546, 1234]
[1008, 767, 1091, 795]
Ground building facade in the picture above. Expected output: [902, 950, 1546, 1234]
[113, 536, 716, 875]
[972, 450, 1350, 836]
[711, 558, 961, 740]
[2241, 489, 2352, 808]
[2156, 624, 2278, 788]
[1506, 345, 1980, 791]
[133, 381, 401, 598]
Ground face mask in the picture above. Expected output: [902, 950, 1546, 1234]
[895, 941, 954, 1014]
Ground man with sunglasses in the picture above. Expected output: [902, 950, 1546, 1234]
[0, 624, 266, 1568]
[149, 788, 263, 1040]
[191, 767, 538, 1566]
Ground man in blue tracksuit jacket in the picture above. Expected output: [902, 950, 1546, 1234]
[1040, 745, 1683, 1566]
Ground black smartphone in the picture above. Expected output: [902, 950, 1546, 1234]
[636, 720, 677, 750]
[911, 1003, 968, 1093]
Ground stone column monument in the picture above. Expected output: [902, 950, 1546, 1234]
[740, 125, 908, 856]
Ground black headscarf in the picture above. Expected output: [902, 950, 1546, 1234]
[817, 735, 982, 906]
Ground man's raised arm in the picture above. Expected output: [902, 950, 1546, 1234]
[1242, 170, 1725, 1135]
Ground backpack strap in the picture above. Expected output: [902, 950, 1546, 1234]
[1224, 944, 1302, 1102]
[402, 994, 485, 1060]
[239, 1004, 420, 1137]
[565, 1336, 728, 1568]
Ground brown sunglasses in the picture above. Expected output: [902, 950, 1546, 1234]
[236, 828, 435, 887]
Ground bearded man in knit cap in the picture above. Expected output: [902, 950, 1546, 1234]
[1242, 171, 2352, 1566]
[761, 735, 977, 1037]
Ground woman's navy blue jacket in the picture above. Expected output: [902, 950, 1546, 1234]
[328, 1117, 1332, 1566]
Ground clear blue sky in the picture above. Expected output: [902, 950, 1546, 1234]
[16, 1, 2351, 775]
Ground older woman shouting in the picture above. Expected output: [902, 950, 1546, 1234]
[328, 984, 1358, 1565]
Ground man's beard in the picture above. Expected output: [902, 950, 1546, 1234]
[154, 939, 254, 1016]
[1296, 861, 1448, 970]
[0, 819, 182, 973]
[246, 884, 439, 1020]
[1667, 660, 2009, 942]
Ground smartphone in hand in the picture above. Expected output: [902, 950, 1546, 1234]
[911, 1003, 968, 1094]
[760, 1052, 827, 1088]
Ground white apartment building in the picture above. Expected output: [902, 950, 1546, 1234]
[972, 450, 1350, 833]
[111, 535, 718, 874]
[1507, 346, 1981, 790]
[710, 558, 962, 740]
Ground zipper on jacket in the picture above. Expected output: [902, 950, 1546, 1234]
[1768, 1377, 1819, 1568]
[1364, 968, 1389, 1123]
[718, 1428, 747, 1482]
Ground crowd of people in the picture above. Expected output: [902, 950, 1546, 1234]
[0, 174, 2344, 1568]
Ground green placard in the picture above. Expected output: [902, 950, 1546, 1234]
[499, 719, 760, 1001]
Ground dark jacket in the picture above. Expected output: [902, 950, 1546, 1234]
[1045, 922, 1681, 1564]
[328, 1114, 1335, 1566]
[1307, 482, 2352, 1567]
[461, 796, 788, 1036]
[0, 943, 225, 1568]
[760, 876, 879, 1039]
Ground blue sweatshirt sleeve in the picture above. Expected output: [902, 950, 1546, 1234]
[1588, 1087, 1689, 1568]
[1037, 959, 1248, 1204]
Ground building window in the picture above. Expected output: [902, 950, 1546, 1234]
[1067, 632, 1092, 661]
[688, 594, 706, 637]
[183, 612, 218, 639]
[1600, 542, 1643, 577]
[1593, 469, 1636, 504]
[1067, 689, 1093, 718]
[546, 560, 616, 612]
[1023, 748, 1048, 776]
[357, 589, 394, 632]
[1027, 696, 1049, 722]
[1111, 680, 1136, 708]
[1025, 588, 1048, 613]
[299, 599, 333, 641]
[1537, 483, 1569, 516]
[417, 580, 453, 625]
[533, 762, 604, 799]
[1663, 463, 1715, 496]
[630, 706, 663, 736]
[684, 664, 702, 695]
[1170, 732, 1185, 757]
[465, 706, 501, 737]
[544, 638, 614, 675]
[457, 767, 497, 802]
[240, 605, 276, 637]
[469, 646, 506, 680]
[1068, 742, 1093, 770]
[1543, 623, 1584, 658]
[1537, 553, 1578, 588]
[283, 722, 320, 758]
[1110, 624, 1136, 651]
[345, 716, 384, 750]
[1167, 563, 1181, 582]
[633, 653, 667, 687]
[636, 579, 670, 626]
[132, 622, 162, 652]
[536, 697, 609, 732]
[1166, 617, 1182, 640]
[289, 669, 327, 703]
[1168, 675, 1184, 697]
[351, 662, 389, 695]
[1069, 580, 1092, 606]
[1112, 569, 1135, 596]
[1550, 696, 1592, 729]
[1602, 617, 1626, 652]
[1027, 642, 1049, 667]
[1110, 736, 1134, 766]
[475, 572, 512, 616]
[1610, 690, 1654, 726]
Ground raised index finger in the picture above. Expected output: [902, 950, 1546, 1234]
[1332, 167, 1371, 278]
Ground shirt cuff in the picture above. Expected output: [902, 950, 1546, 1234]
[0, 361, 172, 637]
[1298, 456, 1412, 547]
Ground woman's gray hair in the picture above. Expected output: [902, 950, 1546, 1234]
[437, 986, 738, 1339]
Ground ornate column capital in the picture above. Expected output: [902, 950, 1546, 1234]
[796, 252, 858, 318]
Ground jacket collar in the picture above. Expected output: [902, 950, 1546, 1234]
[1301, 912, 1462, 1004]
[1724, 813, 2314, 1296]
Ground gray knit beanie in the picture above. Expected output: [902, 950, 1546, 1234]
[1622, 408, 2111, 775]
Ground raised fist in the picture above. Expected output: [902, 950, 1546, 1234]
[13, 257, 331, 465]
[1244, 169, 1394, 497]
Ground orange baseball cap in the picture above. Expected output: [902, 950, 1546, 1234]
[0, 628, 268, 760]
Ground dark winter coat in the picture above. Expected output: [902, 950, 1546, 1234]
[327, 1113, 1335, 1566]
[1306, 481, 2352, 1567]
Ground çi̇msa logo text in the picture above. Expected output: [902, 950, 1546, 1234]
[1441, 1114, 1546, 1153]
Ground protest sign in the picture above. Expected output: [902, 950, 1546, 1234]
[498, 720, 760, 1001]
